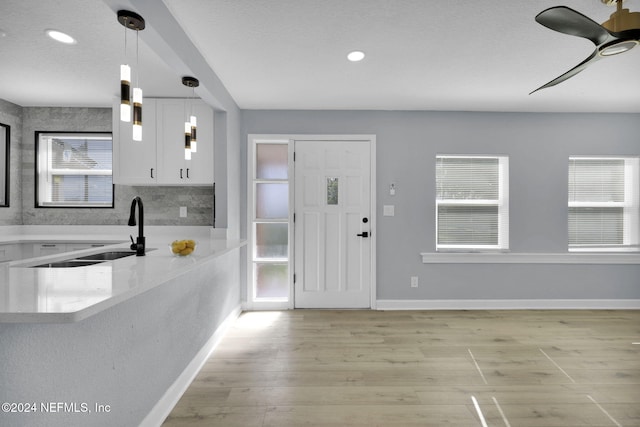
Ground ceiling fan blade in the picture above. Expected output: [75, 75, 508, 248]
[535, 6, 615, 45]
[530, 50, 601, 94]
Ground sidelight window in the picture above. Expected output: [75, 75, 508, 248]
[250, 140, 291, 304]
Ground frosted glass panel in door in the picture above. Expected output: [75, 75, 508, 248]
[256, 183, 288, 219]
[255, 263, 288, 298]
[256, 144, 288, 179]
[255, 223, 288, 259]
[327, 177, 338, 205]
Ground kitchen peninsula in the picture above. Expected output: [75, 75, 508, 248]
[0, 225, 244, 427]
[1, 225, 243, 322]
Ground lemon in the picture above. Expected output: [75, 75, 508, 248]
[171, 239, 196, 255]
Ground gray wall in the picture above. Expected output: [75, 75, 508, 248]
[0, 249, 241, 427]
[242, 110, 640, 301]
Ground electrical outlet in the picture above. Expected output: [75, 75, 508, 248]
[411, 276, 419, 288]
[180, 206, 187, 218]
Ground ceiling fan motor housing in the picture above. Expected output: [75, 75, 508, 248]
[602, 7, 640, 32]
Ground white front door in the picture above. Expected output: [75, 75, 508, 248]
[294, 139, 373, 308]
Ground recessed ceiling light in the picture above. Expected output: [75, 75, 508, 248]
[45, 29, 76, 45]
[347, 51, 365, 62]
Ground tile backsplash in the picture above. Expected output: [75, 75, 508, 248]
[22, 185, 214, 226]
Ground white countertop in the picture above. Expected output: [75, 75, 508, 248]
[0, 226, 245, 323]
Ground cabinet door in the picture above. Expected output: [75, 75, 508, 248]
[33, 243, 66, 257]
[157, 99, 189, 184]
[113, 98, 157, 185]
[184, 101, 214, 184]
[0, 244, 17, 262]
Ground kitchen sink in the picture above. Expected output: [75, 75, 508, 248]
[32, 260, 104, 268]
[29, 248, 155, 268]
[76, 251, 137, 261]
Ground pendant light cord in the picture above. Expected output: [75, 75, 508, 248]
[135, 30, 140, 88]
[191, 87, 195, 118]
[185, 84, 194, 121]
[123, 19, 127, 61]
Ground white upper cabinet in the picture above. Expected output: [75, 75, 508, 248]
[113, 98, 214, 185]
[114, 98, 157, 184]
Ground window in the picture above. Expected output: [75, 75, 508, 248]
[0, 122, 9, 207]
[436, 155, 509, 250]
[568, 157, 639, 251]
[36, 132, 113, 208]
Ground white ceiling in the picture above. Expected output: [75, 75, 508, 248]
[1, 0, 639, 112]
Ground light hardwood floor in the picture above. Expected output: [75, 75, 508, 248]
[162, 310, 640, 426]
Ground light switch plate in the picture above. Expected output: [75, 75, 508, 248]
[180, 206, 187, 218]
[383, 205, 395, 216]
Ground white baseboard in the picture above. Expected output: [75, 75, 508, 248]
[139, 305, 242, 427]
[376, 299, 640, 310]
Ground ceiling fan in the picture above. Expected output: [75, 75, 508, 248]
[531, 0, 640, 94]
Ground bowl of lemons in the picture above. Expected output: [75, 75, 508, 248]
[170, 239, 196, 256]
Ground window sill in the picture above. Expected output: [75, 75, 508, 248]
[421, 252, 640, 264]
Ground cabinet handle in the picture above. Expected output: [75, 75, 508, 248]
[180, 168, 183, 179]
[186, 168, 190, 179]
[41, 244, 56, 247]
[150, 168, 154, 179]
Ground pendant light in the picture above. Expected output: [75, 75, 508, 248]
[182, 76, 199, 154]
[190, 115, 197, 153]
[132, 87, 143, 141]
[184, 121, 192, 160]
[120, 64, 131, 122]
[117, 10, 145, 140]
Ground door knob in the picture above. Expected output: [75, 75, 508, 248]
[357, 232, 369, 238]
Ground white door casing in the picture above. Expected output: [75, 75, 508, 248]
[294, 139, 374, 308]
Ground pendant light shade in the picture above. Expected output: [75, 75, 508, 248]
[190, 115, 197, 153]
[132, 88, 143, 141]
[120, 64, 131, 122]
[184, 121, 192, 160]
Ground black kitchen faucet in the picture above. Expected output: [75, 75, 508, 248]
[128, 196, 145, 256]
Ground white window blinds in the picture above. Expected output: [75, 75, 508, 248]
[568, 157, 639, 251]
[436, 156, 509, 250]
[37, 133, 113, 207]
